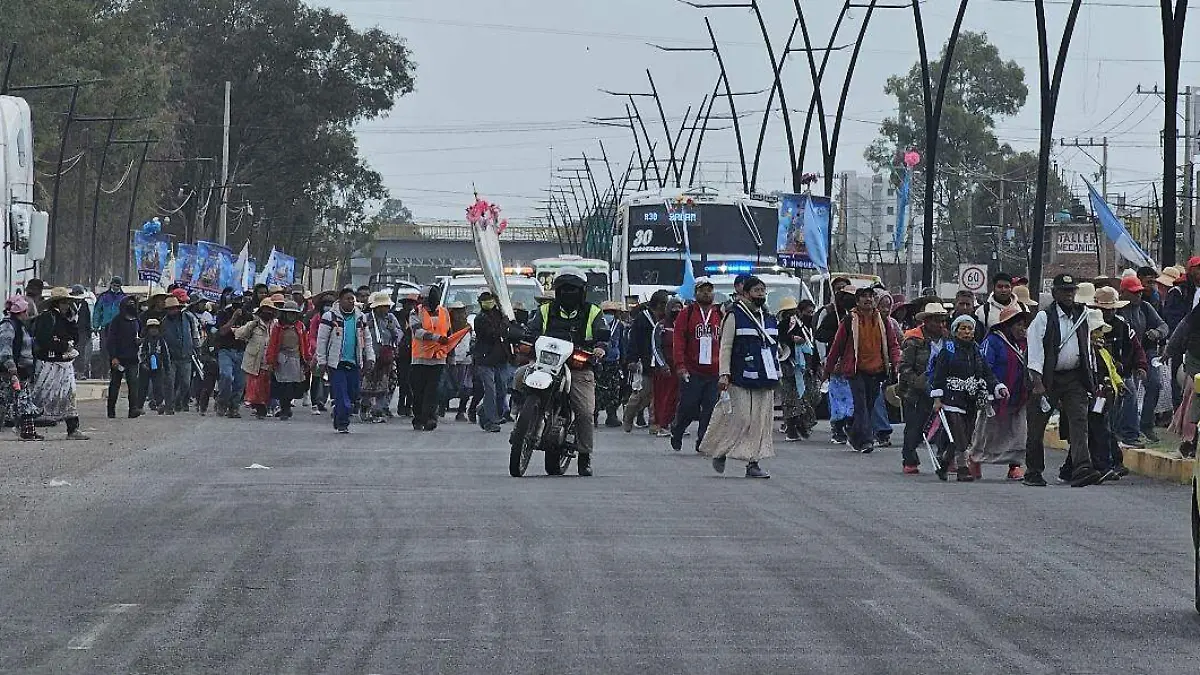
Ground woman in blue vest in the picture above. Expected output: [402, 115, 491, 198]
[698, 276, 778, 478]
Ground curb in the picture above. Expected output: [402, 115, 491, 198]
[77, 380, 107, 402]
[1044, 424, 1194, 485]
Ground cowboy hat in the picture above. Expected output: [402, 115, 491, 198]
[1089, 286, 1128, 310]
[445, 301, 467, 310]
[1012, 284, 1033, 306]
[368, 291, 394, 309]
[1072, 281, 1096, 306]
[162, 296, 182, 309]
[45, 287, 77, 305]
[279, 300, 302, 314]
[994, 303, 1030, 328]
[914, 301, 948, 321]
[268, 284, 285, 294]
[1085, 308, 1111, 334]
[1157, 266, 1183, 287]
[777, 297, 799, 312]
[600, 300, 623, 312]
[255, 298, 279, 312]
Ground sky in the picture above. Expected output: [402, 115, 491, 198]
[318, 0, 1198, 222]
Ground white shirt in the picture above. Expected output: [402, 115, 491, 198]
[1026, 304, 1085, 375]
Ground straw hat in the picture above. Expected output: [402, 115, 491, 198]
[45, 287, 75, 305]
[268, 284, 285, 294]
[368, 291, 394, 309]
[1073, 281, 1096, 306]
[1085, 308, 1111, 334]
[161, 296, 182, 309]
[884, 384, 902, 408]
[1089, 286, 1128, 310]
[777, 297, 799, 312]
[914, 301, 948, 321]
[1157, 266, 1183, 287]
[995, 303, 1030, 327]
[600, 300, 623, 312]
[256, 296, 279, 311]
[1012, 284, 1033, 306]
[445, 301, 467, 310]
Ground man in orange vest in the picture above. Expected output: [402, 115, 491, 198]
[408, 285, 452, 431]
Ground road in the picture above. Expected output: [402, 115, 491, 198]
[0, 407, 1196, 674]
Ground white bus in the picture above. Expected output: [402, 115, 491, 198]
[615, 187, 805, 304]
[532, 254, 610, 300]
[0, 96, 48, 296]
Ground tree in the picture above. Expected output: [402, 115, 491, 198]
[866, 31, 1042, 278]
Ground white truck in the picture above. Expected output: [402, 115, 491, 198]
[0, 95, 49, 296]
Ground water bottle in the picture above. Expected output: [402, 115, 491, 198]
[720, 390, 732, 414]
[630, 363, 644, 392]
[1039, 396, 1051, 413]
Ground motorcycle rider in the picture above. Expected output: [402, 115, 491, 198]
[522, 268, 609, 477]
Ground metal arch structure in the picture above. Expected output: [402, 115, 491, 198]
[1028, 0, 1083, 298]
[1158, 0, 1189, 266]
[910, 0, 972, 288]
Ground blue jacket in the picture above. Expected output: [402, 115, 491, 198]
[93, 290, 126, 332]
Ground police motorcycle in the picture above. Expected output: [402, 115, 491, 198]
[506, 332, 598, 477]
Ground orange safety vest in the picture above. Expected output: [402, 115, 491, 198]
[412, 305, 452, 360]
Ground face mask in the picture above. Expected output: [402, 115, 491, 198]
[480, 300, 496, 311]
[750, 296, 766, 308]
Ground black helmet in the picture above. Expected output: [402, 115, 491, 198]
[552, 267, 587, 290]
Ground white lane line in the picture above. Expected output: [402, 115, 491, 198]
[67, 603, 139, 650]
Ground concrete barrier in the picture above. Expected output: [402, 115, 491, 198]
[1044, 421, 1195, 485]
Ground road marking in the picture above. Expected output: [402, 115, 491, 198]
[857, 600, 936, 648]
[67, 603, 139, 650]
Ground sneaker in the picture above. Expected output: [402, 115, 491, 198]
[484, 425, 502, 433]
[1006, 465, 1025, 481]
[468, 409, 477, 424]
[1070, 467, 1103, 488]
[336, 427, 350, 434]
[311, 405, 322, 415]
[1140, 428, 1161, 444]
[860, 443, 875, 454]
[1114, 465, 1130, 477]
[128, 409, 144, 419]
[227, 409, 242, 419]
[634, 418, 648, 429]
[66, 430, 90, 441]
[1098, 469, 1120, 484]
[670, 435, 682, 452]
[712, 456, 727, 474]
[578, 454, 593, 477]
[875, 436, 893, 448]
[1022, 471, 1047, 487]
[902, 465, 920, 475]
[831, 434, 848, 445]
[956, 467, 975, 482]
[969, 461, 982, 481]
[1118, 439, 1143, 450]
[935, 465, 949, 482]
[745, 462, 770, 479]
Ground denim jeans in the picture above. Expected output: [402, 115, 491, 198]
[873, 385, 892, 437]
[476, 364, 507, 428]
[849, 373, 886, 450]
[217, 349, 246, 408]
[1140, 369, 1161, 432]
[1116, 383, 1140, 442]
[329, 365, 361, 430]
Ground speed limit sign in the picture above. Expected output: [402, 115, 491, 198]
[958, 264, 988, 293]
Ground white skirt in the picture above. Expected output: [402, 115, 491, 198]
[31, 360, 79, 421]
[699, 386, 776, 463]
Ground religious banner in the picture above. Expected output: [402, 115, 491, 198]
[174, 243, 200, 287]
[776, 193, 830, 271]
[133, 231, 171, 284]
[191, 241, 237, 299]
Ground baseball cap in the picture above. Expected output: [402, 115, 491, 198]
[1119, 276, 1145, 293]
[1052, 273, 1079, 290]
[1188, 256, 1200, 269]
[693, 276, 714, 289]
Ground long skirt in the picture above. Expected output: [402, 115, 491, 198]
[360, 361, 396, 397]
[244, 370, 271, 406]
[31, 360, 79, 421]
[652, 370, 679, 429]
[698, 386, 775, 463]
[595, 361, 623, 411]
[969, 404, 1028, 465]
[779, 362, 802, 421]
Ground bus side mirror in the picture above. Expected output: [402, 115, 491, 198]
[27, 210, 49, 261]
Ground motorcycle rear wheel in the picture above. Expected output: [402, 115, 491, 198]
[508, 398, 542, 477]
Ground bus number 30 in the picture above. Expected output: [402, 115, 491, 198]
[632, 229, 654, 247]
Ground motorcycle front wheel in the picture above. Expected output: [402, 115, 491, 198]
[508, 398, 543, 477]
[544, 418, 574, 476]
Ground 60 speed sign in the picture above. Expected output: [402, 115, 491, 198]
[958, 264, 988, 293]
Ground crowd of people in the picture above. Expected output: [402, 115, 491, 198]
[6, 260, 1199, 487]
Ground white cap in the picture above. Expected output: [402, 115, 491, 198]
[693, 276, 714, 289]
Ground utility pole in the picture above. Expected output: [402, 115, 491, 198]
[217, 80, 231, 246]
[1185, 85, 1194, 251]
[1138, 83, 1192, 263]
[1059, 136, 1109, 274]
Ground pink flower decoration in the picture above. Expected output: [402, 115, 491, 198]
[903, 151, 921, 168]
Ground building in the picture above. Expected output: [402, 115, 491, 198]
[835, 171, 924, 293]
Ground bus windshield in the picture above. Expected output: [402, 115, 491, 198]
[626, 202, 780, 288]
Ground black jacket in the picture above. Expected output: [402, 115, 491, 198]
[472, 308, 511, 368]
[625, 306, 657, 370]
[32, 309, 79, 362]
[107, 315, 142, 362]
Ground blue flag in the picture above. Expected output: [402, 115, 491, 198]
[894, 168, 911, 251]
[1084, 179, 1154, 269]
[803, 195, 830, 272]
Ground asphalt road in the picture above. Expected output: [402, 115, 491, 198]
[0, 409, 1196, 674]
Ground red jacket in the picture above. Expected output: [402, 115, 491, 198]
[824, 309, 901, 378]
[266, 321, 313, 368]
[672, 302, 723, 378]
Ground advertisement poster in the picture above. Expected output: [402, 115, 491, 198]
[776, 193, 830, 270]
[174, 243, 200, 287]
[133, 232, 171, 283]
[192, 241, 236, 299]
